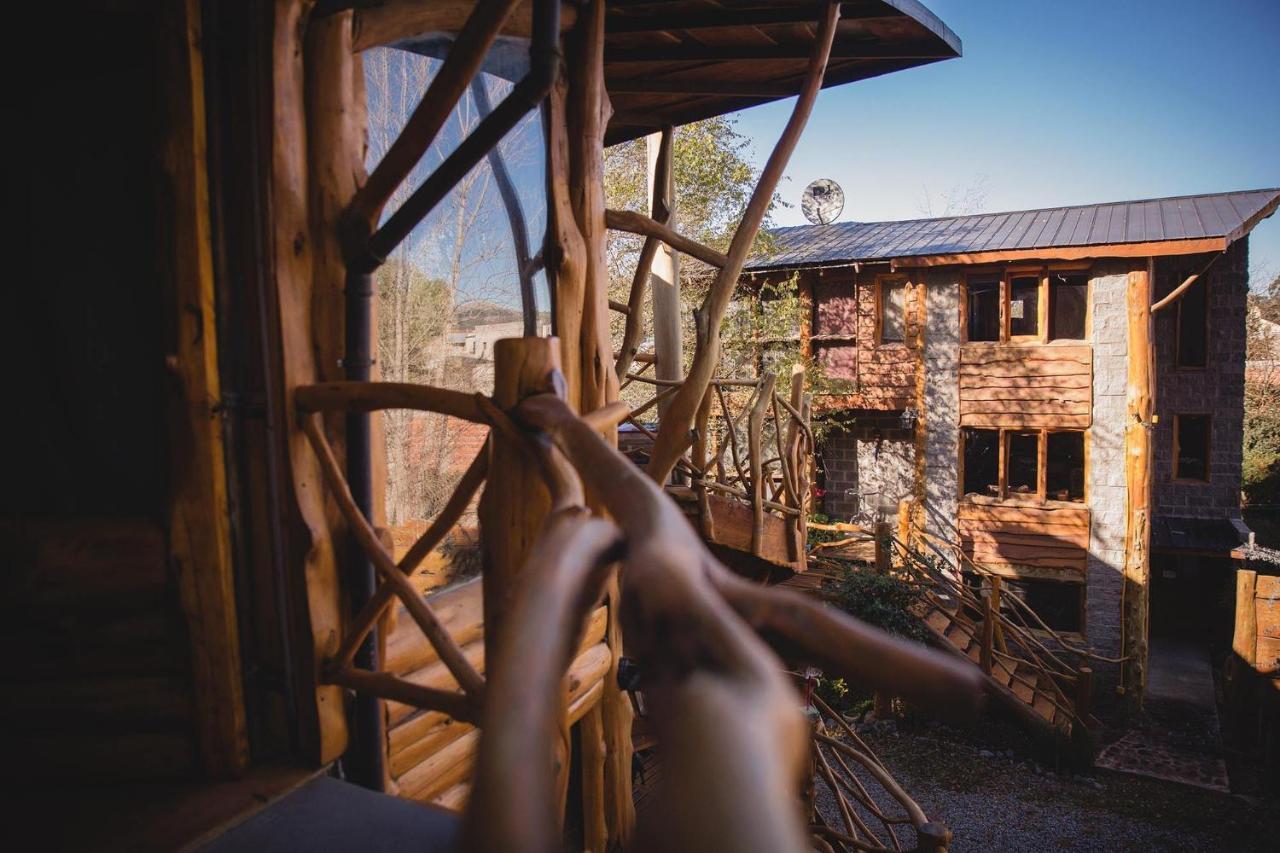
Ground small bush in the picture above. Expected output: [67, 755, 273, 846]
[825, 566, 927, 645]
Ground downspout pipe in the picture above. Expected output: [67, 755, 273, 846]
[338, 0, 561, 792]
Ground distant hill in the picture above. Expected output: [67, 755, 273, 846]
[453, 300, 551, 330]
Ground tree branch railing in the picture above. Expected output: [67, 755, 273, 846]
[298, 375, 982, 851]
[623, 366, 813, 567]
[886, 502, 1099, 740]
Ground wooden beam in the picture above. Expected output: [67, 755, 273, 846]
[1233, 569, 1258, 670]
[645, 1, 841, 484]
[606, 43, 947, 63]
[162, 0, 248, 778]
[606, 208, 728, 268]
[1121, 260, 1155, 707]
[1150, 252, 1222, 313]
[271, 0, 348, 764]
[608, 78, 796, 97]
[894, 237, 1227, 268]
[352, 0, 578, 53]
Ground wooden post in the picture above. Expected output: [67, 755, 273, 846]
[874, 521, 890, 575]
[581, 703, 608, 853]
[980, 582, 995, 676]
[480, 338, 559, 659]
[1121, 260, 1155, 707]
[648, 128, 682, 420]
[162, 0, 249, 777]
[1233, 569, 1258, 672]
[917, 821, 952, 853]
[749, 374, 778, 557]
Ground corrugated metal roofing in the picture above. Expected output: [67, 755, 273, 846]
[748, 188, 1280, 270]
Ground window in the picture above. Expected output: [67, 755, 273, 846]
[965, 268, 1090, 343]
[962, 428, 1085, 503]
[1176, 277, 1208, 368]
[962, 428, 1000, 497]
[1006, 431, 1039, 495]
[966, 278, 1001, 342]
[1049, 272, 1088, 340]
[879, 278, 906, 343]
[1008, 275, 1040, 338]
[1046, 431, 1085, 501]
[1174, 414, 1210, 481]
[1006, 578, 1084, 633]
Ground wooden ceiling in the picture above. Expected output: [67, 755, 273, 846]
[345, 0, 961, 145]
[601, 0, 961, 144]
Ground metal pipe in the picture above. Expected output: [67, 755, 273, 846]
[342, 267, 385, 791]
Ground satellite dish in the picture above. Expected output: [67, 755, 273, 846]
[801, 178, 844, 225]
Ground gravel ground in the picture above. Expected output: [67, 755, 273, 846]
[818, 716, 1276, 852]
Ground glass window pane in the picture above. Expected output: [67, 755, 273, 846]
[1050, 273, 1088, 340]
[1175, 415, 1210, 481]
[1009, 275, 1040, 337]
[962, 428, 1000, 497]
[880, 280, 905, 343]
[1176, 277, 1208, 367]
[1006, 431, 1039, 496]
[966, 279, 1001, 342]
[1046, 431, 1085, 502]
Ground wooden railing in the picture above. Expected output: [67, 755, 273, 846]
[298, 375, 983, 852]
[892, 500, 1098, 746]
[622, 363, 813, 568]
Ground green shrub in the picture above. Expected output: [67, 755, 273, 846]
[824, 566, 927, 645]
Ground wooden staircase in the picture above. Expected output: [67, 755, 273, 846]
[894, 533, 1097, 760]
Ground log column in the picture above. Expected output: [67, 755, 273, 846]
[648, 128, 682, 419]
[1121, 260, 1155, 707]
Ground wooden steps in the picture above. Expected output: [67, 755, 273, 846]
[912, 593, 1078, 742]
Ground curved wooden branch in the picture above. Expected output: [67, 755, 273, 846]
[346, 0, 523, 232]
[302, 415, 486, 700]
[296, 380, 489, 423]
[333, 444, 490, 668]
[645, 1, 840, 484]
[464, 507, 623, 853]
[605, 208, 729, 269]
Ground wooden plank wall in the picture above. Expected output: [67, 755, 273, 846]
[958, 502, 1090, 577]
[1256, 574, 1280, 681]
[1, 520, 197, 780]
[381, 578, 612, 811]
[959, 344, 1092, 428]
[806, 269, 919, 412]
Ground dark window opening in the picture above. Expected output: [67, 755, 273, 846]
[1009, 275, 1040, 337]
[1176, 276, 1208, 367]
[1049, 272, 1088, 340]
[967, 279, 1001, 342]
[1006, 431, 1039, 496]
[880, 279, 906, 343]
[1007, 579, 1083, 633]
[1046, 431, 1085, 502]
[963, 428, 1000, 497]
[1174, 414, 1210, 481]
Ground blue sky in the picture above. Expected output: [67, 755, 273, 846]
[731, 0, 1280, 288]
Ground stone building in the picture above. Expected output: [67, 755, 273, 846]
[744, 188, 1279, 693]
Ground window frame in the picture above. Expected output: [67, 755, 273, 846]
[1172, 413, 1212, 483]
[875, 274, 910, 346]
[959, 426, 1088, 505]
[962, 264, 1091, 345]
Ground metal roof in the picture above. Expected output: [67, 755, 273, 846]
[747, 188, 1280, 270]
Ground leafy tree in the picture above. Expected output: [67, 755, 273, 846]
[603, 117, 823, 423]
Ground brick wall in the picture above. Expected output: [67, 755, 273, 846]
[1152, 238, 1248, 519]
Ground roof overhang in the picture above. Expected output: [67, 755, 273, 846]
[603, 0, 962, 145]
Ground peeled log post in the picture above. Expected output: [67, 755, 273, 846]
[1121, 261, 1154, 707]
[748, 374, 778, 557]
[479, 338, 559, 664]
[645, 1, 840, 484]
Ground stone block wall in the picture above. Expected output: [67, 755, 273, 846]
[1152, 239, 1248, 519]
[819, 419, 915, 524]
[1085, 263, 1130, 660]
[921, 271, 961, 554]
